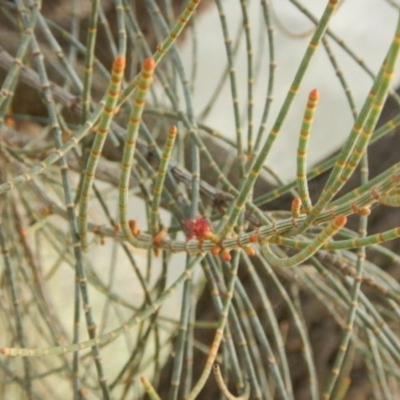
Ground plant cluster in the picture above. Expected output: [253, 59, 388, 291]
[1, 0, 400, 399]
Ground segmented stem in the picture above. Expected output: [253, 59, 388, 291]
[81, 0, 100, 121]
[0, 9, 38, 123]
[14, 0, 112, 394]
[186, 254, 243, 399]
[0, 206, 32, 397]
[150, 125, 177, 235]
[78, 55, 125, 250]
[269, 224, 400, 251]
[119, 57, 155, 248]
[291, 14, 400, 235]
[169, 263, 193, 400]
[297, 89, 319, 214]
[0, 104, 104, 196]
[323, 145, 370, 399]
[291, 197, 302, 219]
[254, 110, 400, 207]
[254, 0, 276, 151]
[213, 364, 250, 400]
[263, 215, 347, 268]
[217, 0, 338, 238]
[0, 257, 199, 357]
[118, 0, 201, 106]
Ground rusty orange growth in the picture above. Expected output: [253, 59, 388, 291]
[291, 198, 302, 219]
[183, 216, 235, 260]
[244, 246, 256, 257]
[233, 231, 256, 257]
[211, 246, 221, 255]
[153, 228, 168, 246]
[152, 227, 168, 257]
[248, 232, 260, 243]
[128, 220, 141, 236]
[219, 249, 232, 262]
[334, 215, 347, 227]
[183, 216, 219, 243]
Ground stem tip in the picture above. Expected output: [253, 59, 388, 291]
[334, 215, 347, 227]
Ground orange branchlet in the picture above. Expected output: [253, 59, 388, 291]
[211, 246, 221, 255]
[334, 215, 347, 227]
[309, 88, 320, 102]
[244, 246, 256, 257]
[153, 227, 168, 246]
[248, 232, 260, 243]
[220, 249, 232, 262]
[128, 220, 141, 236]
[291, 198, 302, 219]
[153, 227, 168, 257]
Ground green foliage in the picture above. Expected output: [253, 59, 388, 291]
[1, 0, 400, 399]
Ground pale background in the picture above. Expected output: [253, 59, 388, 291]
[180, 0, 400, 179]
